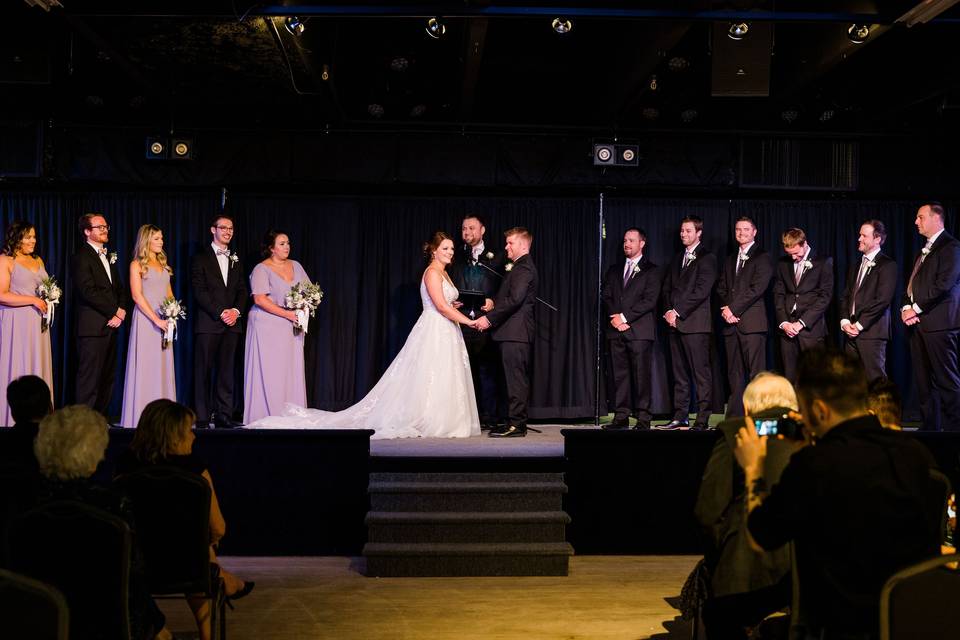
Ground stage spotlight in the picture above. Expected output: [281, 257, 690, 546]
[284, 16, 305, 36]
[847, 23, 870, 43]
[668, 57, 689, 72]
[145, 137, 167, 160]
[620, 147, 636, 164]
[410, 104, 427, 117]
[593, 143, 639, 167]
[649, 75, 658, 91]
[727, 21, 750, 40]
[171, 138, 193, 160]
[425, 17, 446, 39]
[593, 143, 614, 166]
[552, 18, 573, 34]
[390, 57, 409, 72]
[819, 109, 835, 122]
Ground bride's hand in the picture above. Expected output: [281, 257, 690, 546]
[285, 310, 299, 323]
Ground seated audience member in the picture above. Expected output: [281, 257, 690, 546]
[694, 372, 796, 640]
[115, 399, 253, 640]
[733, 349, 939, 639]
[0, 375, 53, 470]
[867, 377, 902, 430]
[34, 405, 172, 640]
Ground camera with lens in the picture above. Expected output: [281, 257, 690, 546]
[751, 407, 804, 439]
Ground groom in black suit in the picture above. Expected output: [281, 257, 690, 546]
[448, 214, 505, 430]
[191, 214, 248, 428]
[476, 227, 538, 438]
[72, 213, 128, 415]
[601, 227, 661, 430]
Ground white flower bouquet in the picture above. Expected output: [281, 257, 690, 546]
[285, 281, 324, 335]
[158, 297, 186, 349]
[37, 276, 61, 332]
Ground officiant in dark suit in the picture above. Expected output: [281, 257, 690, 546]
[716, 216, 773, 417]
[476, 227, 538, 438]
[901, 202, 960, 431]
[72, 213, 128, 415]
[191, 214, 248, 428]
[448, 214, 505, 430]
[839, 220, 897, 383]
[601, 228, 661, 430]
[773, 228, 834, 383]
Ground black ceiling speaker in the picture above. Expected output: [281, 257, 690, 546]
[711, 21, 772, 97]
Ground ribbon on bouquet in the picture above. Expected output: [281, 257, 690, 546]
[296, 308, 310, 334]
[164, 318, 177, 344]
[43, 300, 57, 330]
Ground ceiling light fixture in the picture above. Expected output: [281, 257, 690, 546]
[847, 23, 870, 43]
[727, 21, 750, 41]
[552, 18, 573, 34]
[425, 17, 446, 39]
[284, 17, 305, 36]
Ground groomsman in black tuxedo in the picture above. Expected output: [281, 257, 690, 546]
[773, 228, 834, 383]
[71, 213, 128, 415]
[191, 214, 248, 428]
[601, 228, 661, 430]
[475, 227, 538, 438]
[839, 220, 898, 383]
[901, 202, 960, 431]
[716, 216, 773, 417]
[659, 216, 718, 430]
[448, 214, 505, 430]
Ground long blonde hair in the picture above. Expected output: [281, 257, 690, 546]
[132, 224, 172, 276]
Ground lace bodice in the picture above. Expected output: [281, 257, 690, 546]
[420, 276, 459, 312]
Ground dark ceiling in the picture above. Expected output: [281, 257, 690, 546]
[5, 1, 960, 136]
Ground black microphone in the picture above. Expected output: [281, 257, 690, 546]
[476, 261, 559, 312]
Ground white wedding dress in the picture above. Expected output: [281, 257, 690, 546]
[246, 276, 480, 439]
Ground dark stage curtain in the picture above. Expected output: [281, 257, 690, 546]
[1, 188, 956, 422]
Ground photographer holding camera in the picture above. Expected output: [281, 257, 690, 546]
[734, 348, 938, 640]
[693, 372, 799, 639]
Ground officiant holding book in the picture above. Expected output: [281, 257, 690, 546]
[449, 214, 505, 430]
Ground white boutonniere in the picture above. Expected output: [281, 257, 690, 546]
[865, 260, 877, 270]
[687, 252, 697, 262]
[229, 252, 239, 268]
[739, 253, 750, 262]
[801, 259, 813, 269]
[505, 262, 514, 272]
[109, 252, 117, 264]
[485, 251, 494, 260]
[922, 246, 931, 256]
[632, 263, 641, 274]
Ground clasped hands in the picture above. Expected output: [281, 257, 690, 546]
[609, 314, 630, 332]
[901, 307, 920, 326]
[106, 307, 127, 329]
[780, 321, 804, 338]
[721, 306, 740, 325]
[474, 316, 491, 332]
[221, 308, 241, 326]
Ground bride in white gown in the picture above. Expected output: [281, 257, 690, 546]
[246, 232, 482, 439]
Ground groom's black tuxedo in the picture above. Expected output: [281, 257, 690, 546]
[71, 242, 128, 414]
[485, 254, 538, 426]
[839, 251, 897, 382]
[449, 243, 506, 424]
[191, 245, 248, 424]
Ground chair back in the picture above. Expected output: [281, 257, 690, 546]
[5, 500, 131, 640]
[925, 468, 952, 547]
[880, 553, 960, 640]
[0, 464, 40, 566]
[115, 465, 213, 594]
[0, 567, 69, 640]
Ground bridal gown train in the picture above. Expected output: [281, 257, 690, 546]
[247, 277, 480, 439]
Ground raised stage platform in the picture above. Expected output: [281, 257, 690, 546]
[80, 424, 960, 557]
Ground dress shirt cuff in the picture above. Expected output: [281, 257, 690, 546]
[778, 321, 789, 330]
[840, 318, 851, 328]
[619, 313, 627, 324]
[229, 308, 241, 318]
[668, 308, 680, 319]
[913, 303, 922, 314]
[798, 319, 807, 329]
[855, 322, 864, 331]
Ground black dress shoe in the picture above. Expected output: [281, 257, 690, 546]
[480, 422, 498, 432]
[690, 423, 707, 431]
[489, 424, 527, 438]
[213, 415, 237, 430]
[633, 422, 651, 431]
[602, 418, 630, 430]
[194, 417, 212, 429]
[655, 419, 689, 431]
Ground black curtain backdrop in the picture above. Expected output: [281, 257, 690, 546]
[0, 188, 955, 422]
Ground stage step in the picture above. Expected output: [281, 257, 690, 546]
[363, 472, 573, 577]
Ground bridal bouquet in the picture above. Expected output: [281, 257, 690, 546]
[285, 281, 324, 335]
[158, 297, 187, 349]
[37, 276, 62, 332]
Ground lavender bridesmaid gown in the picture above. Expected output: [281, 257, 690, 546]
[0, 262, 54, 426]
[243, 261, 309, 424]
[120, 268, 176, 428]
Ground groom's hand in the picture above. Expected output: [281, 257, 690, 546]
[475, 316, 491, 331]
[481, 298, 495, 312]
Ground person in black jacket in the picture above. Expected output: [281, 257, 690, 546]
[772, 228, 833, 383]
[839, 220, 898, 382]
[601, 228, 660, 430]
[717, 216, 774, 417]
[659, 216, 718, 430]
[475, 227, 538, 438]
[191, 214, 248, 429]
[71, 213, 128, 415]
[901, 202, 960, 431]
[448, 214, 506, 430]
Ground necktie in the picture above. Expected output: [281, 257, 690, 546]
[794, 261, 803, 286]
[682, 253, 691, 269]
[907, 242, 931, 300]
[852, 256, 869, 315]
[623, 260, 633, 286]
[735, 253, 745, 276]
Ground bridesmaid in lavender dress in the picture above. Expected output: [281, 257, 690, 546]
[0, 221, 53, 426]
[243, 229, 310, 424]
[120, 225, 177, 428]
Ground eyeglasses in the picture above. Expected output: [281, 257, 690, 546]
[90, 225, 110, 231]
[216, 226, 234, 232]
